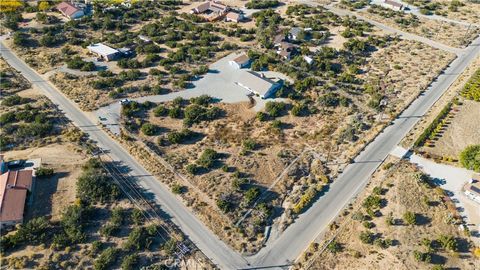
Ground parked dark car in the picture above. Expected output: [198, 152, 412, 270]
[7, 160, 25, 169]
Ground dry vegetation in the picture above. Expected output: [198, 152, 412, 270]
[360, 6, 480, 48]
[300, 161, 479, 270]
[361, 39, 455, 119]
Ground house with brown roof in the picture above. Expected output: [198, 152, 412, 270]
[190, 1, 229, 21]
[57, 1, 85, 20]
[276, 41, 296, 60]
[0, 170, 33, 228]
[229, 53, 250, 69]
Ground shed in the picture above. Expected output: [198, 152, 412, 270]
[229, 53, 250, 69]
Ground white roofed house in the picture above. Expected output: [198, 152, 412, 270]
[464, 174, 480, 204]
[87, 43, 119, 61]
[235, 71, 283, 99]
[229, 53, 250, 69]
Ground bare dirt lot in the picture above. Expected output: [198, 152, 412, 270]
[301, 160, 478, 270]
[2, 143, 88, 220]
[424, 100, 480, 159]
[360, 7, 480, 48]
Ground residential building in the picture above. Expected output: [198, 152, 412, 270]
[382, 0, 404, 11]
[235, 71, 283, 99]
[464, 174, 480, 204]
[138, 35, 152, 43]
[288, 27, 303, 41]
[87, 43, 120, 61]
[57, 1, 85, 20]
[303, 55, 314, 65]
[273, 34, 285, 47]
[276, 41, 296, 60]
[225, 11, 244, 23]
[0, 170, 33, 228]
[190, 1, 229, 21]
[229, 53, 250, 69]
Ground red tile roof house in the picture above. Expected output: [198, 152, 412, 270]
[57, 1, 85, 20]
[0, 170, 33, 228]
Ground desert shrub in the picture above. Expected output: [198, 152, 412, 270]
[2, 94, 28, 106]
[197, 148, 218, 168]
[216, 198, 233, 213]
[403, 211, 417, 225]
[362, 195, 381, 209]
[265, 101, 287, 117]
[53, 204, 89, 248]
[94, 247, 119, 270]
[167, 129, 194, 144]
[327, 240, 342, 253]
[438, 235, 458, 251]
[130, 208, 145, 225]
[153, 105, 168, 117]
[186, 164, 199, 175]
[121, 254, 139, 270]
[123, 227, 154, 251]
[0, 217, 50, 251]
[76, 158, 120, 203]
[244, 187, 260, 204]
[67, 56, 96, 71]
[183, 104, 221, 126]
[359, 231, 374, 244]
[242, 138, 257, 151]
[246, 0, 280, 9]
[35, 167, 54, 177]
[171, 184, 185, 194]
[140, 123, 158, 136]
[168, 106, 182, 118]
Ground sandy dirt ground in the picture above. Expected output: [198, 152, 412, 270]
[303, 161, 478, 270]
[430, 0, 480, 24]
[360, 9, 480, 48]
[402, 56, 480, 148]
[2, 143, 88, 221]
[424, 100, 480, 159]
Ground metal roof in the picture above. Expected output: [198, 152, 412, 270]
[87, 43, 119, 57]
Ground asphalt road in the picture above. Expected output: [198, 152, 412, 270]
[0, 42, 247, 269]
[250, 33, 480, 268]
[2, 27, 480, 269]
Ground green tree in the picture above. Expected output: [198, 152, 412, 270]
[459, 144, 480, 172]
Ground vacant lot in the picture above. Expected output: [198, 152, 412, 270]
[361, 5, 480, 48]
[424, 100, 480, 159]
[302, 161, 478, 270]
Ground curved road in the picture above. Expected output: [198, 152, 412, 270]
[2, 29, 480, 269]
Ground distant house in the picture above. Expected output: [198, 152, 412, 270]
[190, 1, 229, 21]
[229, 53, 250, 69]
[57, 1, 85, 20]
[303, 55, 314, 65]
[225, 11, 244, 23]
[235, 71, 283, 99]
[87, 43, 120, 61]
[276, 41, 296, 60]
[0, 170, 33, 228]
[138, 35, 152, 43]
[273, 34, 285, 47]
[464, 174, 480, 204]
[288, 27, 303, 41]
[382, 0, 404, 11]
